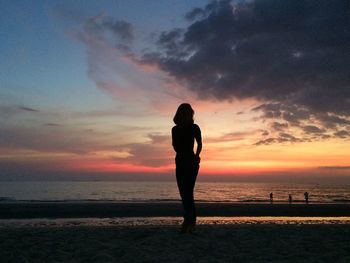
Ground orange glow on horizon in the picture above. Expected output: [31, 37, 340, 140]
[62, 160, 174, 174]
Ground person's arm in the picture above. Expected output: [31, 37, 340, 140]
[195, 139, 202, 157]
[194, 125, 202, 159]
[171, 126, 178, 153]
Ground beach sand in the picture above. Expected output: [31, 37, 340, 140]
[1, 202, 350, 262]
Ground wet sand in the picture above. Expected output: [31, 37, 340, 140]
[1, 201, 350, 219]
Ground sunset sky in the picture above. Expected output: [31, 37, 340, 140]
[1, 0, 350, 181]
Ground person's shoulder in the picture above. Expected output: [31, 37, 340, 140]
[193, 123, 201, 130]
[172, 125, 178, 132]
[193, 124, 201, 135]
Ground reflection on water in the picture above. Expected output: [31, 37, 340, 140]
[0, 181, 350, 203]
[1, 217, 350, 228]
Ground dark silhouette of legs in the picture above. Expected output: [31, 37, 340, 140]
[176, 156, 199, 231]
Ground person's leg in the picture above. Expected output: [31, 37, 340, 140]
[176, 160, 191, 228]
[176, 158, 199, 232]
[188, 162, 199, 225]
[183, 176, 193, 225]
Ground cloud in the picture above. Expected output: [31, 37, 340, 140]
[81, 13, 133, 45]
[0, 125, 116, 155]
[1, 119, 163, 157]
[254, 132, 304, 146]
[114, 133, 173, 167]
[334, 130, 350, 138]
[72, 14, 141, 102]
[271, 122, 288, 132]
[302, 125, 325, 134]
[43, 123, 61, 127]
[18, 106, 39, 112]
[0, 105, 39, 119]
[318, 166, 350, 170]
[261, 130, 269, 136]
[185, 7, 206, 21]
[100, 19, 133, 42]
[205, 130, 258, 143]
[0, 101, 162, 160]
[142, 0, 350, 142]
[57, 9, 177, 109]
[70, 13, 185, 111]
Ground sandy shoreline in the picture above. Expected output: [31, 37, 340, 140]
[1, 216, 350, 229]
[1, 223, 350, 262]
[1, 201, 350, 219]
[1, 202, 350, 262]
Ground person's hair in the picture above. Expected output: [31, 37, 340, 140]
[173, 103, 194, 125]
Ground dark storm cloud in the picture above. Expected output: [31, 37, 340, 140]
[317, 114, 350, 129]
[143, 0, 350, 142]
[185, 7, 206, 21]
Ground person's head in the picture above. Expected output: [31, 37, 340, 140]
[173, 103, 194, 126]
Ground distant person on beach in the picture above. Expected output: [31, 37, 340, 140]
[172, 103, 202, 233]
[304, 192, 309, 204]
[289, 194, 292, 204]
[269, 192, 273, 203]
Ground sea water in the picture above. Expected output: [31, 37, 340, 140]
[0, 181, 349, 203]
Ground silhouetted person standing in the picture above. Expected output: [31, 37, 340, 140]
[269, 192, 273, 203]
[172, 103, 202, 233]
[289, 194, 292, 204]
[304, 192, 309, 204]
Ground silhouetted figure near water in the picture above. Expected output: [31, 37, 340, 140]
[289, 194, 292, 204]
[269, 192, 273, 203]
[304, 192, 309, 204]
[172, 103, 202, 233]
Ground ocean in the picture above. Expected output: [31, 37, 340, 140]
[1, 181, 349, 203]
